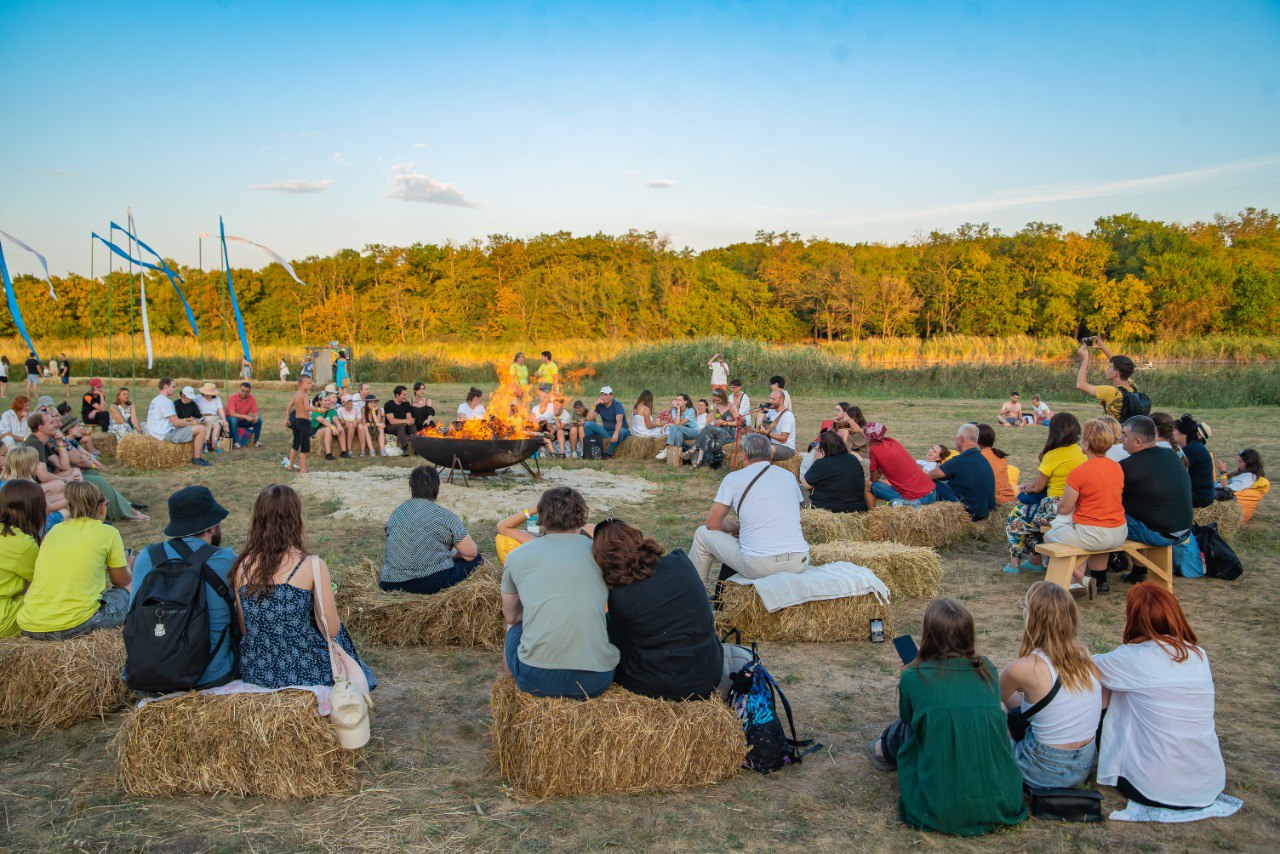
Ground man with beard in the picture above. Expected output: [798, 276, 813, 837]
[125, 486, 237, 688]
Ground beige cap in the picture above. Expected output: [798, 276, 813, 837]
[328, 686, 370, 749]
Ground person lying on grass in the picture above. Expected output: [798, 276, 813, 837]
[501, 487, 617, 699]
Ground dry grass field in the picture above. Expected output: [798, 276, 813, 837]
[1, 377, 1276, 852]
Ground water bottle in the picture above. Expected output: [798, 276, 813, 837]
[525, 513, 539, 535]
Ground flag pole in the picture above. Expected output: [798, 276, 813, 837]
[198, 237, 205, 381]
[88, 235, 94, 382]
[126, 214, 137, 391]
[219, 233, 229, 389]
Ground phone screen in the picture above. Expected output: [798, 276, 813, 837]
[892, 634, 918, 665]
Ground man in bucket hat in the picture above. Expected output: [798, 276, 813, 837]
[125, 486, 238, 689]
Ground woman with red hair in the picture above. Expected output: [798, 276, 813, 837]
[1093, 583, 1225, 809]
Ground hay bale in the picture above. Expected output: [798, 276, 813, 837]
[1194, 501, 1244, 541]
[862, 501, 976, 548]
[810, 540, 942, 599]
[715, 583, 891, 643]
[337, 558, 503, 649]
[116, 432, 192, 470]
[490, 677, 745, 798]
[114, 690, 358, 798]
[0, 632, 131, 732]
[89, 431, 118, 458]
[800, 507, 869, 544]
[612, 434, 666, 461]
[725, 449, 801, 477]
[977, 502, 1018, 541]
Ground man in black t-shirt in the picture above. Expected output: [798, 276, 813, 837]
[58, 353, 71, 399]
[174, 386, 202, 421]
[1119, 415, 1197, 580]
[383, 385, 415, 451]
[24, 352, 40, 398]
[929, 424, 997, 521]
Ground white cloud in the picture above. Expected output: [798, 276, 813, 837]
[388, 163, 480, 207]
[646, 178, 677, 189]
[331, 152, 352, 166]
[249, 179, 334, 194]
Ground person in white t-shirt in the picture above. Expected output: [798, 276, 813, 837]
[144, 378, 209, 466]
[758, 389, 797, 460]
[530, 385, 555, 429]
[195, 382, 229, 452]
[1093, 582, 1225, 810]
[728, 379, 752, 428]
[539, 397, 574, 458]
[690, 433, 808, 586]
[456, 388, 486, 422]
[707, 353, 729, 391]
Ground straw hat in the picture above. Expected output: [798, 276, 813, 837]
[200, 382, 219, 396]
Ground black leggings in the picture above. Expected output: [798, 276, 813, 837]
[1115, 776, 1208, 811]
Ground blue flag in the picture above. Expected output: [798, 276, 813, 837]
[0, 242, 39, 360]
[108, 221, 199, 337]
[219, 217, 252, 363]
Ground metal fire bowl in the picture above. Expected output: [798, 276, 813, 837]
[410, 435, 543, 474]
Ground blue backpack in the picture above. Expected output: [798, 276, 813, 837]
[723, 634, 820, 773]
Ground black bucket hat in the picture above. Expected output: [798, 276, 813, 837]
[164, 485, 229, 538]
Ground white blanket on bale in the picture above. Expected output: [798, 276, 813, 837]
[728, 562, 890, 612]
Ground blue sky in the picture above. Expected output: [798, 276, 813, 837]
[2, 0, 1278, 276]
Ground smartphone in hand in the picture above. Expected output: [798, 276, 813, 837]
[892, 634, 918, 666]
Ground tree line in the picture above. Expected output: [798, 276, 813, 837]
[5, 208, 1278, 347]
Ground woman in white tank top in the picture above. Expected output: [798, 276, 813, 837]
[1001, 581, 1103, 788]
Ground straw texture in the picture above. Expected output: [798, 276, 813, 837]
[0, 631, 131, 732]
[809, 540, 943, 599]
[715, 583, 892, 642]
[116, 433, 192, 470]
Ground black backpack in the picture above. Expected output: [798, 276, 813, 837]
[1192, 522, 1243, 580]
[124, 539, 238, 693]
[724, 635, 820, 773]
[582, 434, 605, 460]
[704, 432, 727, 470]
[1118, 384, 1151, 421]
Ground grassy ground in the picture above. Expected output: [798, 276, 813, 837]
[2, 378, 1277, 852]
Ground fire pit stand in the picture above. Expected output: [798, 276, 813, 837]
[437, 452, 542, 487]
[410, 435, 545, 487]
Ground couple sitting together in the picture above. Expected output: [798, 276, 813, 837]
[866, 581, 1225, 836]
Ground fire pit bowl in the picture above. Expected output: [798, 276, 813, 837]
[411, 435, 543, 475]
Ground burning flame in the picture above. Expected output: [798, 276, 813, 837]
[417, 367, 540, 440]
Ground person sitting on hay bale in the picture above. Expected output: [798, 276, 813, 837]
[590, 519, 721, 701]
[125, 485, 237, 689]
[654, 394, 697, 462]
[382, 466, 482, 595]
[1004, 413, 1085, 575]
[145, 378, 210, 468]
[1217, 448, 1268, 523]
[107, 387, 142, 439]
[690, 433, 809, 590]
[1173, 415, 1216, 509]
[196, 383, 231, 453]
[55, 415, 149, 522]
[80, 378, 111, 432]
[864, 423, 941, 507]
[501, 486, 617, 699]
[583, 386, 630, 459]
[866, 598, 1027, 836]
[755, 388, 797, 461]
[629, 390, 666, 439]
[231, 484, 376, 690]
[688, 388, 741, 469]
[17, 481, 132, 639]
[0, 481, 46, 637]
[801, 430, 871, 514]
[976, 424, 1017, 505]
[925, 424, 996, 522]
[226, 382, 263, 449]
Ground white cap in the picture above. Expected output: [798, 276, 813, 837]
[328, 686, 370, 749]
[600, 386, 613, 395]
[342, 394, 354, 403]
[181, 386, 196, 399]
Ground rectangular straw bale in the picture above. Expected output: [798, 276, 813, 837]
[800, 507, 869, 544]
[611, 435, 665, 460]
[490, 677, 746, 798]
[715, 583, 891, 643]
[337, 558, 504, 649]
[1194, 501, 1244, 541]
[0, 631, 131, 732]
[89, 431, 118, 458]
[116, 432, 193, 470]
[113, 690, 358, 798]
[809, 540, 942, 599]
[862, 501, 977, 548]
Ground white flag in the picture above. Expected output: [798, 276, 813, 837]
[129, 211, 154, 369]
[199, 231, 305, 286]
[0, 228, 57, 300]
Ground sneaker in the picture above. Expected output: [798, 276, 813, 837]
[1092, 571, 1110, 593]
[282, 457, 291, 468]
[1019, 560, 1044, 572]
[889, 499, 904, 508]
[232, 443, 242, 450]
[340, 451, 352, 458]
[1001, 564, 1020, 574]
[191, 458, 211, 467]
[1121, 567, 1147, 584]
[325, 453, 336, 461]
[656, 449, 668, 460]
[865, 738, 895, 773]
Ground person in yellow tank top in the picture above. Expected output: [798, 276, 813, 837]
[1003, 413, 1086, 574]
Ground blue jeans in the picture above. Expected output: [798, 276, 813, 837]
[504, 623, 614, 699]
[583, 422, 630, 457]
[380, 555, 483, 595]
[666, 423, 698, 446]
[1125, 515, 1203, 578]
[229, 416, 262, 445]
[1013, 728, 1096, 789]
[870, 482, 938, 506]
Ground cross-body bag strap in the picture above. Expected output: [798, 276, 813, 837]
[309, 555, 345, 684]
[736, 463, 772, 515]
[1021, 676, 1062, 722]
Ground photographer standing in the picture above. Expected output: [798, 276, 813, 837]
[757, 389, 797, 460]
[1075, 335, 1146, 420]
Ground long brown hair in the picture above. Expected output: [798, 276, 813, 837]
[592, 519, 664, 587]
[1040, 412, 1081, 460]
[1019, 581, 1099, 692]
[0, 479, 46, 543]
[916, 598, 992, 683]
[1123, 582, 1203, 663]
[232, 484, 309, 598]
[634, 390, 654, 412]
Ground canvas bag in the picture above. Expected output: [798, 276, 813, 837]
[309, 557, 371, 748]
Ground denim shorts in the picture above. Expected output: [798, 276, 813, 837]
[1013, 728, 1096, 789]
[22, 586, 131, 641]
[504, 623, 613, 699]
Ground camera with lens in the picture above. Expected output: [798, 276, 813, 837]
[757, 402, 773, 411]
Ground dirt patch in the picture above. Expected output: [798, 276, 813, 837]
[294, 465, 659, 524]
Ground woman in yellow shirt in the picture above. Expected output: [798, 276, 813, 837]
[1003, 413, 1086, 573]
[0, 480, 46, 638]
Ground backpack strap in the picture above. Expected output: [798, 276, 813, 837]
[766, 670, 823, 760]
[1019, 677, 1062, 724]
[171, 538, 241, 677]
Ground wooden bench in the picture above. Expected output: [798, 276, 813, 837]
[1035, 540, 1173, 593]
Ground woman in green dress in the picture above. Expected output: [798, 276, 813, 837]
[866, 598, 1027, 836]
